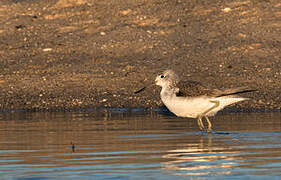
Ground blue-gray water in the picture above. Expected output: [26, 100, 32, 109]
[0, 109, 281, 180]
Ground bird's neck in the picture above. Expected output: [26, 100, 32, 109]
[160, 86, 177, 99]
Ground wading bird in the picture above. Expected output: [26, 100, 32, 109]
[155, 69, 255, 132]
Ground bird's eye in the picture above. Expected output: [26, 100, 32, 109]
[160, 75, 165, 78]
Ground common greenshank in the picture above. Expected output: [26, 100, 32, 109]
[155, 69, 255, 132]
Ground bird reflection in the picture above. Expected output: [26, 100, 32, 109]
[161, 134, 236, 176]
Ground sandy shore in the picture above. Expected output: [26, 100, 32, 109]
[0, 0, 280, 111]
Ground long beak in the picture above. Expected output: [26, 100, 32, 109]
[134, 86, 146, 94]
[134, 83, 153, 94]
[134, 74, 159, 94]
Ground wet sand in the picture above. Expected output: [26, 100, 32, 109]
[0, 0, 280, 111]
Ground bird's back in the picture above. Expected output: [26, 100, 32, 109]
[176, 80, 255, 98]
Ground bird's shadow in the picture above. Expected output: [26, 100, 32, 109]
[186, 131, 237, 137]
[210, 131, 232, 135]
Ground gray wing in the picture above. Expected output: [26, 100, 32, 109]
[176, 80, 256, 97]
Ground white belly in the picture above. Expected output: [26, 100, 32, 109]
[162, 96, 212, 118]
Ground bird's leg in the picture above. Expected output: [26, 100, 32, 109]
[202, 100, 220, 115]
[201, 100, 220, 132]
[205, 116, 212, 132]
[197, 116, 205, 131]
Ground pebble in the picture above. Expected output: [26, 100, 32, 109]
[222, 7, 231, 13]
[43, 48, 52, 52]
[120, 9, 132, 15]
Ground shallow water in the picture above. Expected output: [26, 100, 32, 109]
[0, 109, 281, 180]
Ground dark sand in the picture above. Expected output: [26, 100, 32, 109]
[0, 0, 280, 111]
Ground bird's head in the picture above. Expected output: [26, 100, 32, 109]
[155, 69, 180, 88]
